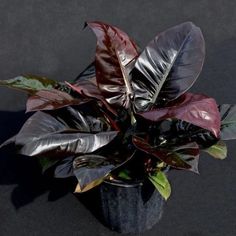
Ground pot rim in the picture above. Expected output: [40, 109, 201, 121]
[103, 178, 143, 188]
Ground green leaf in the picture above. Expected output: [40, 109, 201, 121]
[38, 157, 60, 173]
[118, 169, 132, 180]
[204, 140, 227, 160]
[149, 171, 171, 200]
[0, 75, 57, 94]
[219, 104, 236, 140]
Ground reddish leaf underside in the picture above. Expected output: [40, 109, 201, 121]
[138, 93, 221, 138]
[87, 21, 139, 109]
[26, 89, 90, 112]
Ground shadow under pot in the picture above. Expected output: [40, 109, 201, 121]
[99, 177, 165, 234]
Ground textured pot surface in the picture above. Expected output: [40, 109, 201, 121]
[100, 179, 164, 234]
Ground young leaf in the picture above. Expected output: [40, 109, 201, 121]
[131, 22, 205, 111]
[149, 171, 171, 200]
[0, 75, 57, 93]
[87, 21, 139, 109]
[26, 89, 90, 112]
[14, 111, 118, 157]
[73, 154, 115, 192]
[219, 104, 236, 140]
[138, 93, 221, 138]
[203, 140, 227, 160]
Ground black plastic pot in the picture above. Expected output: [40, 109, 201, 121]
[99, 178, 165, 234]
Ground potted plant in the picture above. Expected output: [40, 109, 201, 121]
[1, 21, 236, 234]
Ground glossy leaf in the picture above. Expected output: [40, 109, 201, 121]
[0, 75, 57, 94]
[0, 135, 16, 149]
[49, 105, 112, 133]
[69, 63, 118, 115]
[14, 111, 118, 157]
[149, 171, 171, 200]
[204, 140, 227, 160]
[87, 21, 138, 109]
[219, 104, 236, 140]
[54, 156, 75, 178]
[171, 142, 200, 173]
[73, 154, 115, 192]
[138, 93, 221, 138]
[66, 63, 102, 99]
[174, 120, 218, 148]
[131, 22, 205, 111]
[133, 136, 199, 173]
[26, 89, 90, 112]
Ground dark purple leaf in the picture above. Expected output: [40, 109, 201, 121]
[66, 80, 117, 116]
[73, 151, 136, 192]
[26, 89, 90, 112]
[174, 120, 219, 148]
[132, 136, 199, 173]
[74, 62, 96, 83]
[54, 156, 75, 178]
[49, 105, 112, 133]
[14, 111, 118, 157]
[87, 21, 139, 109]
[171, 142, 200, 173]
[138, 93, 221, 138]
[131, 22, 205, 111]
[219, 104, 236, 140]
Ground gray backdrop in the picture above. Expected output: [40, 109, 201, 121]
[0, 1, 236, 235]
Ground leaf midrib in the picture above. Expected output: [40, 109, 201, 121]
[150, 28, 193, 105]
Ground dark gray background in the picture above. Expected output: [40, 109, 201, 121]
[0, 1, 236, 235]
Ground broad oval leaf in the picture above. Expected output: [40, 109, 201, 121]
[131, 22, 205, 111]
[87, 21, 139, 109]
[0, 75, 57, 94]
[138, 93, 221, 138]
[219, 104, 236, 140]
[149, 171, 171, 200]
[48, 105, 112, 132]
[14, 111, 118, 157]
[26, 89, 90, 112]
[203, 140, 227, 160]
